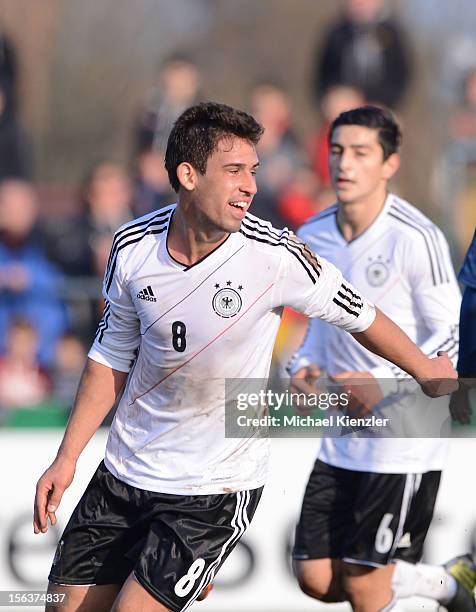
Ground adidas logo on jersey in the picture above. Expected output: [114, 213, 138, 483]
[137, 286, 157, 302]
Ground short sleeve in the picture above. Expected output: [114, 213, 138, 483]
[276, 233, 376, 333]
[88, 244, 141, 373]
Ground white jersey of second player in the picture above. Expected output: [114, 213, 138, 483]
[88, 204, 375, 495]
[290, 193, 461, 473]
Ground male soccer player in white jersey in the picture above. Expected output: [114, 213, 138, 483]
[289, 106, 476, 612]
[34, 102, 456, 612]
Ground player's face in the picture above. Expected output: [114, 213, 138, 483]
[329, 125, 397, 205]
[192, 136, 259, 233]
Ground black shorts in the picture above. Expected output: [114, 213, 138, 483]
[49, 461, 262, 612]
[293, 459, 441, 567]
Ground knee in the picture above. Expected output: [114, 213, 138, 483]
[343, 564, 392, 611]
[296, 574, 331, 601]
[343, 573, 373, 608]
[294, 560, 343, 603]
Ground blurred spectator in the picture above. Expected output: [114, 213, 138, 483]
[43, 162, 133, 341]
[436, 28, 476, 106]
[0, 28, 29, 179]
[44, 161, 133, 277]
[0, 29, 18, 109]
[313, 0, 412, 109]
[135, 54, 202, 153]
[437, 67, 476, 259]
[50, 332, 86, 409]
[249, 80, 306, 228]
[132, 147, 175, 217]
[308, 84, 366, 189]
[82, 162, 134, 275]
[278, 167, 324, 230]
[0, 76, 30, 181]
[448, 67, 476, 142]
[0, 180, 67, 366]
[0, 319, 50, 410]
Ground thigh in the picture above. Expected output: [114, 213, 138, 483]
[294, 558, 346, 602]
[344, 471, 427, 566]
[293, 459, 360, 561]
[133, 487, 262, 612]
[49, 461, 148, 587]
[342, 562, 395, 612]
[45, 581, 120, 612]
[111, 573, 169, 612]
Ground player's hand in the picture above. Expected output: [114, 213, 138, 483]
[449, 382, 472, 425]
[33, 457, 76, 534]
[330, 371, 383, 416]
[290, 365, 321, 415]
[416, 351, 458, 398]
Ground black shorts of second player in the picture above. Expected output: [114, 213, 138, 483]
[49, 461, 262, 612]
[293, 459, 441, 567]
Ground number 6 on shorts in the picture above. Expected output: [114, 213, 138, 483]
[374, 512, 394, 554]
[174, 558, 206, 597]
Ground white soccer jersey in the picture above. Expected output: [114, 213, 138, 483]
[88, 204, 375, 494]
[290, 193, 461, 473]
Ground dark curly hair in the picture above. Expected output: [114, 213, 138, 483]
[165, 101, 264, 192]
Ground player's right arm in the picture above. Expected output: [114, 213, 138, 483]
[351, 307, 457, 397]
[34, 227, 141, 534]
[33, 360, 128, 534]
[279, 233, 457, 398]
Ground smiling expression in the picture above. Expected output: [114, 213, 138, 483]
[184, 136, 259, 234]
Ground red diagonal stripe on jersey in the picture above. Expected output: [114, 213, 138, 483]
[374, 275, 403, 303]
[142, 244, 245, 336]
[129, 282, 275, 405]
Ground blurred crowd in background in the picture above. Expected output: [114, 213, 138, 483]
[0, 0, 475, 424]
